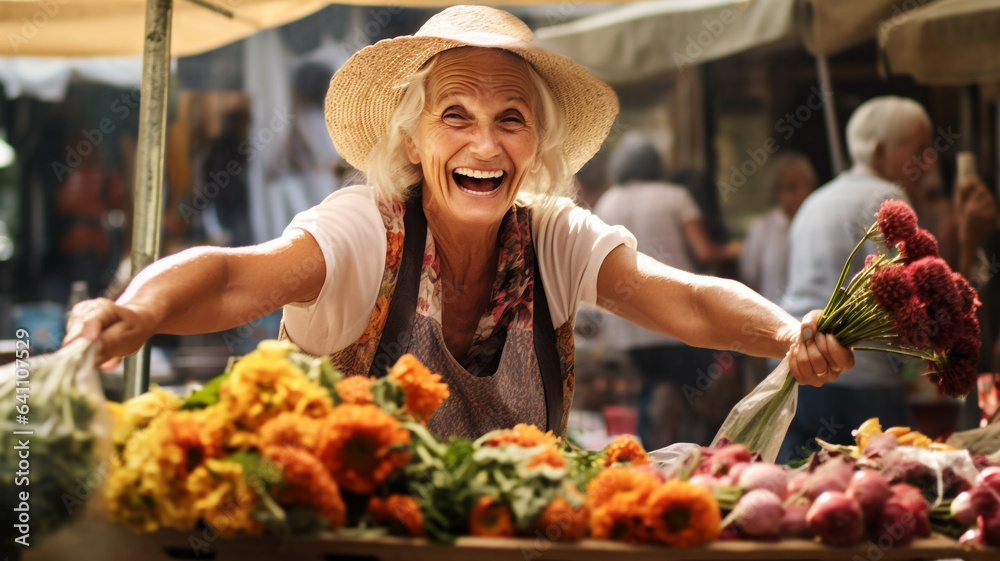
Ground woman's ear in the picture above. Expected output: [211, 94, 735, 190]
[405, 137, 421, 165]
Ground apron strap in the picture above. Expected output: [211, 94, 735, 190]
[369, 194, 426, 377]
[531, 246, 563, 434]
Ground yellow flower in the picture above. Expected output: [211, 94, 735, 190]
[108, 387, 181, 452]
[388, 354, 450, 422]
[317, 404, 412, 494]
[603, 435, 650, 467]
[219, 349, 333, 432]
[644, 481, 720, 547]
[336, 375, 375, 405]
[189, 460, 261, 537]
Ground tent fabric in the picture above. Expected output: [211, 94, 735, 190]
[879, 0, 1000, 86]
[0, 0, 639, 58]
[795, 0, 934, 56]
[0, 56, 144, 100]
[0, 0, 331, 57]
[534, 0, 796, 83]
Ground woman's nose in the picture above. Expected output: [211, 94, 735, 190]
[469, 125, 502, 159]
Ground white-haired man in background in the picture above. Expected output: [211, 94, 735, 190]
[779, 96, 932, 461]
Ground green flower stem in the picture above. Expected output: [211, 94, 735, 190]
[852, 346, 934, 360]
[820, 223, 878, 319]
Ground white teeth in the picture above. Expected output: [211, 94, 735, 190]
[454, 167, 504, 179]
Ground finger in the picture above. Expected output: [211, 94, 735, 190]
[824, 333, 855, 372]
[806, 339, 827, 377]
[787, 347, 804, 383]
[98, 320, 145, 365]
[800, 310, 821, 341]
[99, 357, 122, 371]
[796, 338, 825, 387]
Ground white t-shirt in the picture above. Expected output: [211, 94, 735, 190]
[591, 181, 702, 350]
[280, 185, 636, 357]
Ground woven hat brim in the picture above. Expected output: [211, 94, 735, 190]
[325, 34, 619, 175]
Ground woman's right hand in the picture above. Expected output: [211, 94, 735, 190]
[63, 298, 158, 369]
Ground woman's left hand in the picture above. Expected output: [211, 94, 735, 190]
[787, 310, 855, 386]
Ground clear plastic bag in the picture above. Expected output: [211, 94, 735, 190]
[711, 357, 798, 463]
[1, 338, 111, 544]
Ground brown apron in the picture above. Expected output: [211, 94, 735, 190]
[368, 196, 563, 439]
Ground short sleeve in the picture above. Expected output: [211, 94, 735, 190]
[532, 198, 637, 328]
[280, 185, 387, 356]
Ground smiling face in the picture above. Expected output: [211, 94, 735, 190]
[406, 48, 540, 231]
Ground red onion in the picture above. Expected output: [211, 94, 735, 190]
[806, 491, 865, 546]
[731, 489, 784, 538]
[739, 463, 789, 500]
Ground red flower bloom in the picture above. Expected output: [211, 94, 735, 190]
[876, 200, 918, 247]
[894, 296, 930, 348]
[864, 254, 877, 268]
[929, 335, 980, 397]
[899, 229, 939, 261]
[951, 272, 981, 317]
[909, 258, 962, 349]
[870, 266, 914, 311]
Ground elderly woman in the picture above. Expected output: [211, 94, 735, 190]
[65, 6, 853, 439]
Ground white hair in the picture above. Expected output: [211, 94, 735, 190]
[363, 48, 572, 207]
[846, 96, 931, 167]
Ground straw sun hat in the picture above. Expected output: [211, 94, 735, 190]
[325, 5, 619, 175]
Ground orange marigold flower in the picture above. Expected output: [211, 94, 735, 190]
[533, 495, 588, 542]
[603, 435, 649, 467]
[484, 423, 558, 448]
[527, 445, 568, 469]
[585, 467, 660, 511]
[644, 480, 720, 547]
[388, 353, 450, 422]
[263, 446, 346, 528]
[337, 375, 375, 405]
[590, 491, 649, 544]
[468, 496, 515, 537]
[369, 494, 425, 537]
[317, 404, 412, 494]
[157, 410, 222, 481]
[260, 412, 323, 451]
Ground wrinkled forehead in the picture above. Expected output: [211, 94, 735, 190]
[425, 47, 539, 106]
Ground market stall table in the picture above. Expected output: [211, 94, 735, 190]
[20, 506, 1000, 561]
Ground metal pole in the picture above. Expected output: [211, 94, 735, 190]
[123, 0, 173, 399]
[815, 55, 847, 174]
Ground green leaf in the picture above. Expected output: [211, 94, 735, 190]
[180, 370, 231, 410]
[224, 450, 283, 489]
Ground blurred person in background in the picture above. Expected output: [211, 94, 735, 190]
[780, 96, 936, 461]
[593, 132, 740, 448]
[740, 151, 818, 306]
[739, 151, 818, 387]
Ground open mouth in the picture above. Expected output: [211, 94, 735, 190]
[453, 167, 505, 196]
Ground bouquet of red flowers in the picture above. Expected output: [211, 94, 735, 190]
[716, 200, 981, 460]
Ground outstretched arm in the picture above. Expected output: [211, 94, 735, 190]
[64, 230, 326, 366]
[596, 244, 854, 387]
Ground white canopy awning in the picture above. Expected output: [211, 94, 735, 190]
[879, 0, 1000, 86]
[535, 0, 796, 83]
[795, 0, 935, 56]
[0, 0, 331, 57]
